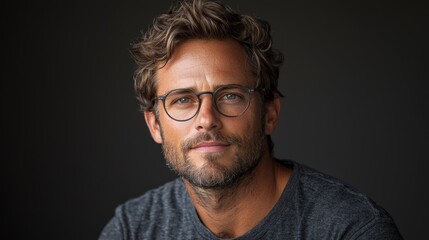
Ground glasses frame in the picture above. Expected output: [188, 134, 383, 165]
[153, 85, 264, 122]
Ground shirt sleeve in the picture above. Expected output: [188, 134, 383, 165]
[98, 211, 125, 240]
[351, 219, 404, 240]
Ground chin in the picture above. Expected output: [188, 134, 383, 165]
[191, 150, 230, 163]
[183, 159, 236, 188]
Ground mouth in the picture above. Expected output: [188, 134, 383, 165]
[191, 141, 230, 153]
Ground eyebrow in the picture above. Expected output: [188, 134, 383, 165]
[164, 84, 247, 94]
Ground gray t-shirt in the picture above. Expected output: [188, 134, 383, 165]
[99, 160, 403, 239]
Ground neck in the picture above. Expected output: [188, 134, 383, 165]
[183, 155, 291, 238]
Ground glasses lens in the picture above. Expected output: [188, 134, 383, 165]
[164, 89, 199, 121]
[215, 87, 250, 117]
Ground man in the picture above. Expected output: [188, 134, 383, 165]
[100, 0, 403, 239]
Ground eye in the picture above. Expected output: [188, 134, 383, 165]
[218, 91, 245, 104]
[224, 94, 238, 100]
[175, 97, 192, 104]
[166, 92, 198, 108]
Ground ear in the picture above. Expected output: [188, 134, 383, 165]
[264, 96, 281, 135]
[144, 111, 163, 144]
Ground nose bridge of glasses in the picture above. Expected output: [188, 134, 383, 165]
[196, 91, 217, 109]
[196, 91, 214, 98]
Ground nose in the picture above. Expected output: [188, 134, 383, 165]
[194, 94, 221, 131]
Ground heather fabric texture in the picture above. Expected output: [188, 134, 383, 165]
[99, 160, 403, 239]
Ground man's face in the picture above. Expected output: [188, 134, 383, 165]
[145, 39, 276, 188]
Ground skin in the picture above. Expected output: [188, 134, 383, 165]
[144, 39, 292, 238]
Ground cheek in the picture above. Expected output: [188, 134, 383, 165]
[243, 101, 264, 130]
[226, 114, 263, 137]
[159, 119, 190, 144]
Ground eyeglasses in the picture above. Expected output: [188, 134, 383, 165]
[153, 85, 264, 122]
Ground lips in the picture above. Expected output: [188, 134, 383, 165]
[191, 141, 230, 152]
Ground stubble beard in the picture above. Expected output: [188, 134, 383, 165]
[161, 128, 266, 189]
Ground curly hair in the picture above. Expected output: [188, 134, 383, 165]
[131, 0, 284, 112]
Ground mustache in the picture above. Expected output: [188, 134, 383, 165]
[182, 132, 242, 150]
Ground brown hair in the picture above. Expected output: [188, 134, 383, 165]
[131, 0, 284, 112]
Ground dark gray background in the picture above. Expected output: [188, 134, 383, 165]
[3, 0, 427, 239]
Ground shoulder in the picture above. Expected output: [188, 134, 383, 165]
[296, 161, 386, 218]
[280, 160, 403, 239]
[116, 179, 186, 221]
[99, 178, 189, 240]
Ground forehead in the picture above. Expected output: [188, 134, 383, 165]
[156, 39, 255, 93]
